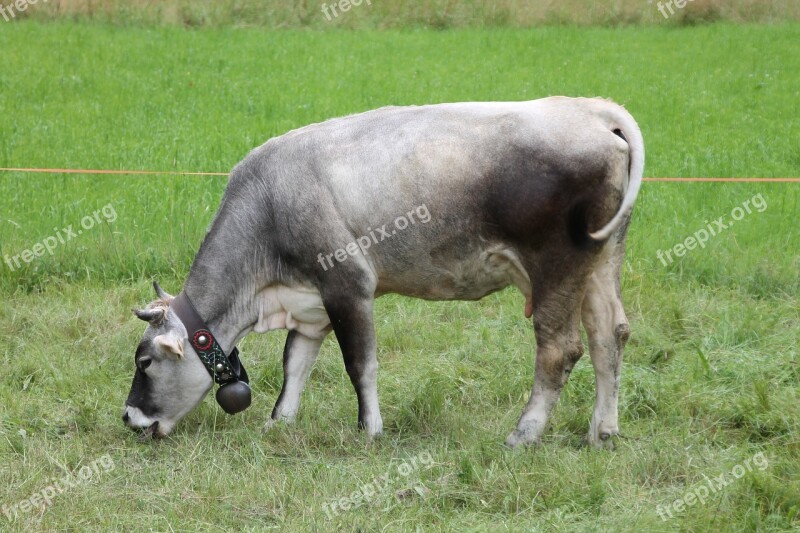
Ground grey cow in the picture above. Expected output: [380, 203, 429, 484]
[123, 97, 643, 448]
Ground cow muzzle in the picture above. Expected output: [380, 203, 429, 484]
[121, 405, 167, 440]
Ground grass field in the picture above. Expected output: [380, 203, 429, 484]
[1, 20, 799, 532]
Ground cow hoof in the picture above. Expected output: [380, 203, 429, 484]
[358, 414, 384, 439]
[364, 422, 384, 440]
[504, 429, 540, 449]
[262, 419, 277, 433]
[263, 417, 295, 434]
[586, 431, 618, 450]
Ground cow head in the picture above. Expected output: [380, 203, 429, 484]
[122, 282, 213, 439]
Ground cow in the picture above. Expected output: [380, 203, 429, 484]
[122, 97, 643, 448]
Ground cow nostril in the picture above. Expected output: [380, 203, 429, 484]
[122, 412, 130, 423]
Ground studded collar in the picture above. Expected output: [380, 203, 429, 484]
[171, 292, 249, 387]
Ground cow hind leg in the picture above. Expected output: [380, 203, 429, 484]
[264, 330, 327, 432]
[581, 255, 629, 449]
[506, 277, 586, 448]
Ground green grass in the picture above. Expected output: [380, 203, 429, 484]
[1, 21, 799, 532]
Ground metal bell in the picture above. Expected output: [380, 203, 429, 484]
[216, 381, 252, 414]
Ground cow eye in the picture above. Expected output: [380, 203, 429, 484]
[138, 358, 152, 371]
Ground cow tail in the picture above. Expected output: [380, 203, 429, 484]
[567, 102, 644, 248]
[583, 105, 645, 242]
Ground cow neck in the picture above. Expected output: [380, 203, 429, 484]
[181, 199, 267, 354]
[182, 263, 259, 356]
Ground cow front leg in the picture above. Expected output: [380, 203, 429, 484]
[323, 293, 383, 437]
[264, 330, 327, 432]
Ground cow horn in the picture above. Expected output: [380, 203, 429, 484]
[134, 308, 165, 323]
[153, 281, 172, 300]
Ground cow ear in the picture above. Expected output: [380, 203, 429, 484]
[153, 333, 184, 358]
[134, 308, 165, 323]
[153, 281, 173, 300]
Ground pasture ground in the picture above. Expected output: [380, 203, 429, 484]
[0, 21, 798, 532]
